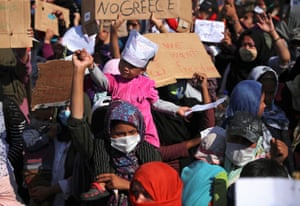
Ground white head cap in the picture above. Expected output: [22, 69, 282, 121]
[121, 30, 158, 68]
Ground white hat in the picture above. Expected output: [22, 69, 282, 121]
[286, 74, 300, 111]
[194, 126, 226, 165]
[121, 30, 158, 68]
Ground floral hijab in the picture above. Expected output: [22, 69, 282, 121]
[106, 100, 145, 139]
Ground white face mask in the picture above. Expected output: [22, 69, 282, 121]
[225, 142, 256, 167]
[110, 134, 141, 154]
[239, 47, 258, 62]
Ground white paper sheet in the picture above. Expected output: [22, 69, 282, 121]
[185, 96, 227, 116]
[236, 178, 300, 206]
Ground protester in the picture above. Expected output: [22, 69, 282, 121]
[223, 80, 288, 186]
[181, 126, 228, 206]
[248, 65, 294, 174]
[68, 50, 162, 204]
[227, 158, 289, 206]
[0, 47, 32, 203]
[129, 161, 183, 206]
[0, 93, 25, 206]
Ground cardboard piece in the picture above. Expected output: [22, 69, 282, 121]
[35, 0, 70, 36]
[31, 60, 73, 110]
[144, 33, 220, 87]
[194, 20, 225, 43]
[81, 0, 192, 26]
[0, 0, 32, 48]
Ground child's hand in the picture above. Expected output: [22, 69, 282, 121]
[176, 106, 191, 117]
[72, 49, 94, 70]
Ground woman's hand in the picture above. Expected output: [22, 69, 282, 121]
[270, 138, 288, 165]
[96, 173, 130, 190]
[256, 13, 275, 34]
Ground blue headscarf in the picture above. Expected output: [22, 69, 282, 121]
[248, 66, 289, 130]
[226, 80, 263, 118]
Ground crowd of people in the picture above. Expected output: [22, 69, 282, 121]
[1, 0, 300, 205]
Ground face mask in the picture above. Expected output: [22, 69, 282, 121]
[110, 134, 141, 153]
[58, 109, 71, 126]
[225, 142, 256, 167]
[239, 47, 258, 62]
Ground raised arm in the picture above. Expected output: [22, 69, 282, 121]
[256, 13, 291, 67]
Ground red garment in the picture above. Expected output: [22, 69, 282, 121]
[129, 161, 183, 206]
[165, 18, 179, 31]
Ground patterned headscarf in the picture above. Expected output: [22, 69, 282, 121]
[129, 161, 183, 206]
[226, 80, 263, 118]
[106, 100, 145, 139]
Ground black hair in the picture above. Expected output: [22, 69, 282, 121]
[240, 158, 289, 178]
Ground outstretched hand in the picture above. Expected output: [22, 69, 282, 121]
[256, 12, 275, 33]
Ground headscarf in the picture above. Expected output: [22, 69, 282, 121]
[226, 80, 263, 118]
[227, 29, 272, 92]
[181, 161, 227, 206]
[105, 100, 145, 139]
[104, 101, 147, 205]
[248, 66, 289, 130]
[129, 161, 183, 206]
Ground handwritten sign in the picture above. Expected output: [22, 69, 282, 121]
[144, 33, 220, 87]
[236, 178, 300, 206]
[0, 0, 32, 48]
[31, 60, 73, 110]
[35, 0, 70, 36]
[194, 20, 225, 43]
[81, 0, 192, 26]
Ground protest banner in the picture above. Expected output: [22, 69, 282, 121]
[194, 19, 225, 43]
[31, 60, 73, 110]
[35, 0, 70, 36]
[145, 33, 220, 88]
[0, 0, 32, 48]
[81, 0, 192, 27]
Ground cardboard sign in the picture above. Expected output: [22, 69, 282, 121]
[31, 60, 73, 110]
[194, 20, 225, 43]
[81, 0, 192, 26]
[0, 0, 32, 48]
[144, 33, 220, 87]
[35, 0, 70, 36]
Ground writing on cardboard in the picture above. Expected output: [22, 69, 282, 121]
[96, 0, 175, 16]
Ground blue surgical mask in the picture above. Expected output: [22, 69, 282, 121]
[58, 109, 71, 126]
[110, 134, 141, 153]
